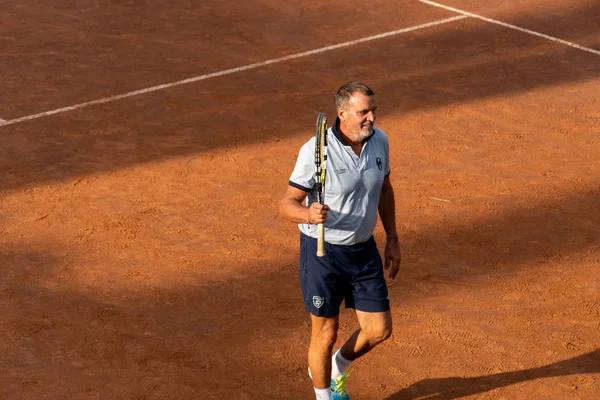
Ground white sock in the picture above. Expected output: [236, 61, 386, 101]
[314, 387, 332, 400]
[331, 348, 353, 379]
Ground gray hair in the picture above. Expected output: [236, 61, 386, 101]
[334, 81, 375, 110]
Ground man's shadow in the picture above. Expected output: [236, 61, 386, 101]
[384, 349, 600, 399]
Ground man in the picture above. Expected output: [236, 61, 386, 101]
[279, 82, 401, 400]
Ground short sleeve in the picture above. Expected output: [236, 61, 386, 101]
[288, 140, 315, 192]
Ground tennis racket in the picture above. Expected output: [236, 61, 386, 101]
[315, 112, 328, 257]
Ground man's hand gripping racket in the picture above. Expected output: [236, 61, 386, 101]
[314, 112, 328, 257]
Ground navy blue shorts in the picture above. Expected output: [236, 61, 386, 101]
[299, 233, 390, 318]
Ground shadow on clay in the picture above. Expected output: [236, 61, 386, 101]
[383, 349, 600, 399]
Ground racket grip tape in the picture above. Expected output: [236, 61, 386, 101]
[317, 223, 325, 257]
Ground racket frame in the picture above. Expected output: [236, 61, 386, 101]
[314, 112, 328, 257]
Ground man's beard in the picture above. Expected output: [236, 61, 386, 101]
[358, 123, 373, 140]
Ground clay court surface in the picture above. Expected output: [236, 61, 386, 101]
[1, 0, 599, 398]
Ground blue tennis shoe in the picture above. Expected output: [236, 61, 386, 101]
[331, 371, 351, 400]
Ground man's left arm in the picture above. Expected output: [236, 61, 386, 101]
[378, 176, 401, 279]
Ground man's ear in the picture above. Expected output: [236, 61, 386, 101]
[337, 108, 345, 121]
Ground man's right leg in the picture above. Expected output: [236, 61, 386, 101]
[308, 313, 339, 390]
[299, 233, 346, 398]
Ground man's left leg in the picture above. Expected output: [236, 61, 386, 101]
[334, 237, 393, 375]
[335, 310, 392, 373]
[329, 236, 392, 397]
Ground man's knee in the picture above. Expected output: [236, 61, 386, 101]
[366, 323, 392, 345]
[378, 324, 393, 343]
[311, 317, 339, 348]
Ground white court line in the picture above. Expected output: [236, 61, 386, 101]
[420, 0, 600, 56]
[0, 15, 467, 128]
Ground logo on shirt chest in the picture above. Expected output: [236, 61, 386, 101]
[376, 157, 383, 170]
[334, 167, 348, 175]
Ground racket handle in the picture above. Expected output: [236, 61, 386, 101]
[317, 223, 325, 257]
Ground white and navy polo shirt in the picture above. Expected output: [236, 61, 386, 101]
[289, 118, 391, 246]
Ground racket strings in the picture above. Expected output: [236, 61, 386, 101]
[315, 113, 328, 205]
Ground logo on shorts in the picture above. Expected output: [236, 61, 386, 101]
[376, 157, 383, 170]
[312, 296, 325, 309]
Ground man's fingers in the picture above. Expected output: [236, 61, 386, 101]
[317, 204, 330, 213]
[308, 203, 329, 224]
[311, 203, 329, 213]
[389, 258, 401, 279]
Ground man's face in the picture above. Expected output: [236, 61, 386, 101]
[339, 92, 377, 143]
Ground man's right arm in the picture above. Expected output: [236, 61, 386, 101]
[279, 186, 329, 225]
